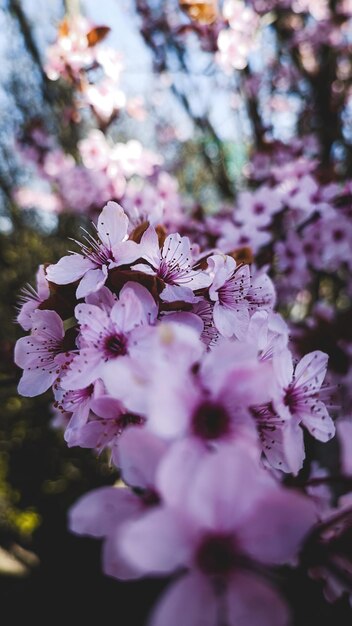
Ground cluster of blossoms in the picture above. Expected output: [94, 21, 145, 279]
[10, 2, 352, 621]
[14, 200, 352, 625]
[175, 0, 352, 78]
[14, 14, 184, 223]
[167, 0, 261, 69]
[216, 0, 260, 71]
[176, 139, 352, 413]
[220, 0, 352, 54]
[14, 124, 182, 221]
[45, 15, 146, 123]
[208, 150, 352, 294]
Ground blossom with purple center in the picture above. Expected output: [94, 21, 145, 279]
[208, 254, 275, 339]
[250, 400, 305, 474]
[119, 443, 316, 626]
[53, 377, 133, 457]
[133, 225, 211, 302]
[104, 334, 272, 445]
[274, 349, 335, 443]
[236, 185, 284, 228]
[14, 309, 72, 397]
[65, 408, 144, 466]
[102, 322, 205, 425]
[46, 201, 140, 298]
[208, 254, 251, 339]
[216, 220, 272, 255]
[61, 282, 157, 390]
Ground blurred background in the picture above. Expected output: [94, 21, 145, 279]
[1, 0, 352, 623]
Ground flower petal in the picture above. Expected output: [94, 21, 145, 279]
[294, 351, 328, 392]
[97, 201, 128, 248]
[17, 366, 57, 397]
[69, 486, 141, 537]
[46, 254, 94, 285]
[140, 224, 161, 267]
[237, 488, 316, 564]
[227, 573, 290, 626]
[76, 266, 108, 299]
[149, 573, 217, 626]
[120, 508, 194, 575]
[213, 302, 249, 339]
[273, 348, 293, 389]
[118, 428, 168, 489]
[301, 401, 335, 442]
[110, 240, 141, 266]
[160, 284, 199, 303]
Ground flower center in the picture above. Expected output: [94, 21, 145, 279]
[253, 202, 265, 215]
[104, 333, 127, 357]
[332, 229, 345, 242]
[192, 401, 231, 440]
[133, 486, 161, 507]
[196, 534, 237, 576]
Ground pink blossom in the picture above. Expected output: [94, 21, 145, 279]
[69, 486, 143, 579]
[95, 47, 124, 82]
[275, 229, 309, 291]
[274, 349, 335, 442]
[64, 405, 143, 465]
[57, 166, 112, 213]
[44, 16, 95, 81]
[120, 444, 316, 626]
[102, 322, 204, 420]
[208, 255, 274, 339]
[123, 173, 182, 230]
[271, 157, 317, 184]
[319, 215, 352, 271]
[14, 309, 71, 397]
[110, 140, 163, 178]
[61, 282, 157, 390]
[156, 172, 183, 226]
[126, 96, 147, 121]
[281, 174, 322, 221]
[162, 300, 219, 348]
[123, 180, 164, 228]
[42, 149, 75, 179]
[53, 376, 129, 453]
[217, 1, 259, 72]
[208, 254, 251, 338]
[134, 226, 211, 302]
[247, 311, 289, 361]
[104, 332, 272, 444]
[247, 267, 276, 311]
[236, 186, 284, 228]
[216, 220, 272, 254]
[250, 401, 305, 474]
[14, 186, 63, 214]
[78, 130, 111, 170]
[54, 380, 98, 439]
[46, 202, 140, 298]
[86, 79, 126, 121]
[191, 300, 219, 347]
